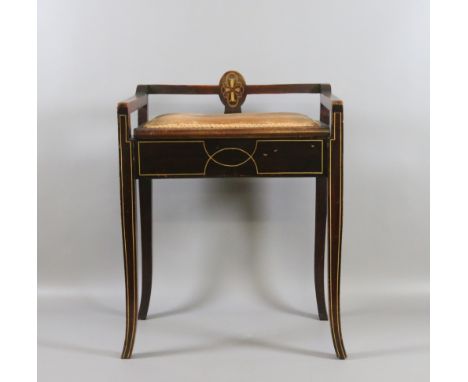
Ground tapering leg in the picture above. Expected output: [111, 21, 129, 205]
[138, 178, 153, 320]
[118, 113, 138, 359]
[327, 110, 347, 359]
[314, 177, 328, 321]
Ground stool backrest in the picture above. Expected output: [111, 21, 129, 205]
[135, 70, 330, 114]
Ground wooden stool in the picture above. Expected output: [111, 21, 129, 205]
[117, 71, 346, 359]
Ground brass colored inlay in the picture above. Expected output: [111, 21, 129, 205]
[203, 147, 258, 172]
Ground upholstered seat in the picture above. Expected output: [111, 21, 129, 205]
[134, 112, 327, 138]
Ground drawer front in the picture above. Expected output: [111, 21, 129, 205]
[137, 139, 324, 177]
[255, 140, 323, 175]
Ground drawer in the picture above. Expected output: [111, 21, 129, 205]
[137, 139, 324, 177]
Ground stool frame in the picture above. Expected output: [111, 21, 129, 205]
[117, 71, 346, 359]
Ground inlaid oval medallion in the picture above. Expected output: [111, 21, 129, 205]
[219, 71, 246, 111]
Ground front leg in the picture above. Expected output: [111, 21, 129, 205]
[118, 112, 138, 359]
[327, 108, 347, 359]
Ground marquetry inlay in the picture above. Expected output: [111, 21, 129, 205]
[219, 70, 246, 110]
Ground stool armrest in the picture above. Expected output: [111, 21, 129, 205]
[117, 94, 149, 140]
[320, 93, 343, 111]
[320, 88, 343, 132]
[117, 94, 148, 114]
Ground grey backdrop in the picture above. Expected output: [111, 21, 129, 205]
[38, 1, 429, 381]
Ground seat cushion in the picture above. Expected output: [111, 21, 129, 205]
[134, 112, 328, 139]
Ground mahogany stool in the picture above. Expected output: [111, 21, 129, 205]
[117, 71, 346, 359]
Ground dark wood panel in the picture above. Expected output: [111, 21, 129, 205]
[137, 138, 326, 178]
[138, 141, 207, 176]
[254, 140, 323, 175]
